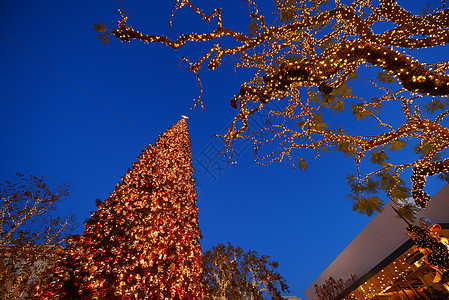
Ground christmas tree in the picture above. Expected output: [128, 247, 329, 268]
[407, 221, 449, 281]
[39, 118, 203, 299]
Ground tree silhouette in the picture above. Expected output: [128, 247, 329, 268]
[202, 242, 289, 300]
[314, 274, 361, 300]
[0, 173, 75, 300]
[97, 0, 449, 214]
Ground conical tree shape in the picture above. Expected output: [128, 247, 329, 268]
[407, 225, 449, 276]
[39, 119, 203, 299]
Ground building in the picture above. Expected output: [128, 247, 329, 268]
[305, 184, 449, 300]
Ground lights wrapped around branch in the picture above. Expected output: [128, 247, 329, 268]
[412, 158, 449, 208]
[108, 0, 449, 216]
[229, 39, 448, 109]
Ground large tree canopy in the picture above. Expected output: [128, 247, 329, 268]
[0, 173, 75, 299]
[202, 242, 289, 300]
[97, 0, 449, 216]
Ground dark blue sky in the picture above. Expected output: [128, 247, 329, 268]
[1, 0, 447, 298]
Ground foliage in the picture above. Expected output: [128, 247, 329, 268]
[202, 242, 289, 300]
[100, 0, 449, 215]
[38, 119, 204, 299]
[314, 274, 361, 300]
[93, 23, 112, 45]
[0, 173, 75, 300]
[407, 224, 449, 280]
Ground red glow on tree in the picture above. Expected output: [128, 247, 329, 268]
[39, 118, 203, 299]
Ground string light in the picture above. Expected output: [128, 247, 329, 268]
[408, 224, 449, 278]
[109, 0, 449, 209]
[38, 119, 204, 299]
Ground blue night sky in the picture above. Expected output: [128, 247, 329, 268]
[1, 0, 447, 299]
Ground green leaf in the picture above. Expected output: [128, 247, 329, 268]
[334, 82, 352, 99]
[377, 71, 396, 84]
[364, 177, 379, 194]
[281, 10, 295, 24]
[332, 99, 345, 114]
[395, 203, 420, 223]
[419, 3, 431, 16]
[93, 23, 108, 33]
[346, 174, 356, 185]
[310, 112, 329, 131]
[248, 19, 259, 37]
[370, 150, 389, 166]
[377, 171, 398, 191]
[320, 93, 335, 108]
[390, 185, 411, 200]
[352, 177, 378, 194]
[349, 195, 383, 216]
[414, 141, 436, 158]
[310, 92, 319, 103]
[336, 126, 348, 136]
[438, 172, 449, 183]
[388, 139, 407, 152]
[319, 38, 337, 52]
[334, 141, 355, 157]
[97, 34, 111, 45]
[375, 171, 410, 200]
[423, 97, 449, 114]
[348, 71, 359, 81]
[350, 103, 370, 121]
[298, 157, 308, 171]
[279, 1, 297, 25]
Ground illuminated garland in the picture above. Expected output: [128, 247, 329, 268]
[111, 0, 449, 117]
[112, 2, 449, 102]
[108, 0, 449, 211]
[231, 40, 449, 109]
[407, 224, 449, 273]
[39, 119, 204, 299]
[412, 158, 449, 208]
[305, 119, 449, 209]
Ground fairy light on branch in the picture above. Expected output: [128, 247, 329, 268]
[107, 0, 449, 211]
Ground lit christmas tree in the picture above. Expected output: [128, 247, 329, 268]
[407, 218, 449, 282]
[39, 118, 204, 299]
